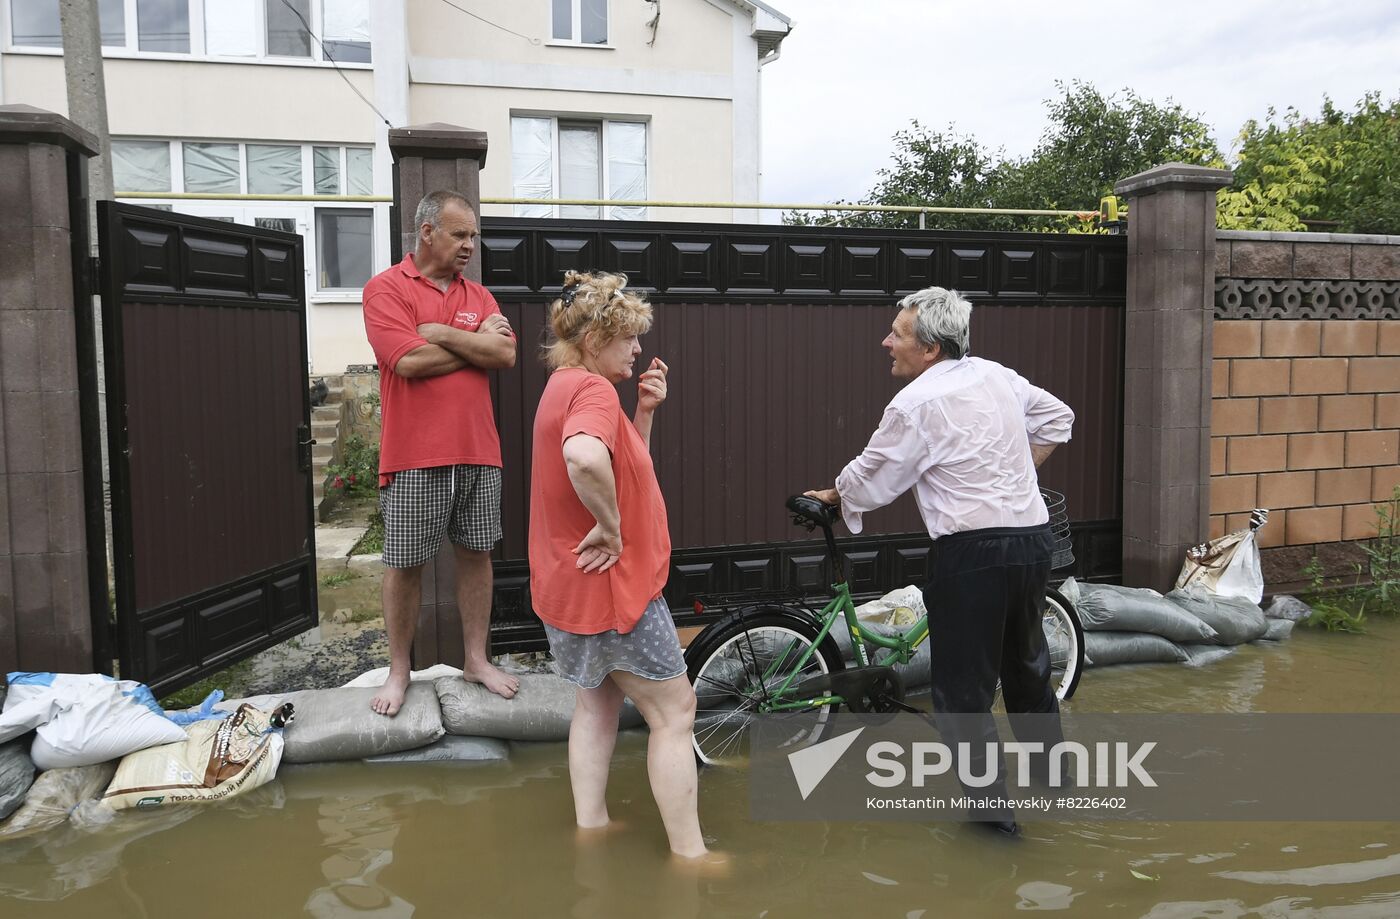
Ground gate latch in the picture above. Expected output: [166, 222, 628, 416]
[297, 424, 315, 472]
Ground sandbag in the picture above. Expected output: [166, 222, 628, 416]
[218, 684, 445, 763]
[1181, 643, 1237, 668]
[0, 761, 117, 840]
[364, 734, 509, 765]
[1, 673, 186, 770]
[1083, 631, 1187, 666]
[436, 672, 642, 741]
[1265, 595, 1313, 622]
[1260, 619, 1295, 642]
[1166, 587, 1269, 646]
[1075, 584, 1219, 643]
[0, 738, 35, 821]
[102, 703, 287, 811]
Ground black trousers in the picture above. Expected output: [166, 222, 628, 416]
[922, 524, 1065, 818]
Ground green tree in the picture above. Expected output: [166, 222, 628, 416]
[788, 81, 1221, 231]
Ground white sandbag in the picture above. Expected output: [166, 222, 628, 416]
[1075, 584, 1219, 643]
[342, 664, 468, 689]
[1, 672, 187, 770]
[216, 685, 444, 763]
[1166, 587, 1269, 646]
[1265, 595, 1313, 622]
[852, 585, 927, 627]
[1083, 631, 1187, 666]
[102, 703, 286, 811]
[0, 761, 117, 840]
[0, 738, 35, 821]
[436, 672, 642, 741]
[1260, 619, 1295, 642]
[364, 734, 509, 765]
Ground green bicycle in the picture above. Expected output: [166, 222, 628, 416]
[685, 493, 1086, 766]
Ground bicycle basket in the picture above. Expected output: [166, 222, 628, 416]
[1039, 487, 1075, 571]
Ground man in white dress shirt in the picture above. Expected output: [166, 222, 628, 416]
[807, 286, 1074, 837]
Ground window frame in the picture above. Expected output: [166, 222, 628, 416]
[510, 113, 648, 220]
[547, 0, 611, 48]
[1, 0, 371, 67]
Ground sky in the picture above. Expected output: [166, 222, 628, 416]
[758, 0, 1400, 212]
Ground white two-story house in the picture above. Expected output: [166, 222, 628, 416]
[0, 0, 792, 371]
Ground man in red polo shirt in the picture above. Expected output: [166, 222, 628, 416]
[362, 190, 519, 715]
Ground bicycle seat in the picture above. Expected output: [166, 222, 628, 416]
[786, 494, 840, 529]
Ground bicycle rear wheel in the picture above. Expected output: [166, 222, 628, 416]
[686, 611, 844, 767]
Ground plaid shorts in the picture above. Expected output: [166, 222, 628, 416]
[379, 465, 503, 568]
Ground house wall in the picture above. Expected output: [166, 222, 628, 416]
[1209, 231, 1400, 586]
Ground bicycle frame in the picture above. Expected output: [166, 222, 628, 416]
[751, 581, 930, 712]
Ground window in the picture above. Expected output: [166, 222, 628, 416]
[510, 116, 646, 219]
[7, 0, 369, 62]
[551, 0, 607, 44]
[316, 208, 373, 290]
[112, 139, 371, 197]
[111, 140, 172, 192]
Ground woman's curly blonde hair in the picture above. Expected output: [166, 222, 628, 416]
[543, 270, 653, 370]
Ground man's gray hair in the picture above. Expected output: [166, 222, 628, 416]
[898, 286, 972, 360]
[415, 189, 472, 231]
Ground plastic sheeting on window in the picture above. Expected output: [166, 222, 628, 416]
[323, 0, 370, 61]
[317, 208, 373, 290]
[313, 146, 340, 195]
[182, 143, 240, 193]
[11, 0, 62, 47]
[346, 148, 373, 195]
[607, 122, 647, 220]
[560, 124, 602, 219]
[205, 0, 257, 56]
[99, 0, 125, 46]
[111, 141, 171, 193]
[247, 145, 302, 194]
[511, 117, 553, 218]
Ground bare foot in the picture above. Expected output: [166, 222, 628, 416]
[669, 849, 732, 878]
[463, 661, 520, 699]
[370, 672, 410, 716]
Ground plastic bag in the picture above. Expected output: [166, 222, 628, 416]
[0, 738, 36, 821]
[1176, 509, 1268, 604]
[0, 673, 187, 770]
[0, 762, 117, 840]
[102, 703, 290, 811]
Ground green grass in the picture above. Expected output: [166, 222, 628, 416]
[320, 571, 354, 589]
[159, 657, 255, 710]
[352, 509, 384, 556]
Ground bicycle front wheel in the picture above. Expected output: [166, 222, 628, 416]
[1043, 586, 1085, 701]
[687, 612, 843, 767]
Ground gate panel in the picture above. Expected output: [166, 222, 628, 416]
[475, 218, 1127, 653]
[99, 203, 316, 694]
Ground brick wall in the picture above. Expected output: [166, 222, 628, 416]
[1210, 231, 1400, 583]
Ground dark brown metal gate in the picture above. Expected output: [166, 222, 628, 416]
[97, 202, 317, 694]
[468, 217, 1126, 654]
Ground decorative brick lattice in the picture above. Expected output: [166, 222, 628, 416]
[1216, 278, 1400, 320]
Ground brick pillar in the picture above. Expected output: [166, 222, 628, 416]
[0, 105, 99, 673]
[1115, 163, 1233, 591]
[387, 123, 489, 668]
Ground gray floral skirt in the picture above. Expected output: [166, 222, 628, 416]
[543, 597, 687, 689]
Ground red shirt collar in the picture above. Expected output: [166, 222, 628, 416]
[398, 253, 467, 289]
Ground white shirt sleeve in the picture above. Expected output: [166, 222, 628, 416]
[835, 406, 934, 534]
[1004, 368, 1075, 446]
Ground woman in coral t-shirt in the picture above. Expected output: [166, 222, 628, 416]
[529, 270, 720, 866]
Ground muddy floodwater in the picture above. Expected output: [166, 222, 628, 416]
[4, 618, 1400, 918]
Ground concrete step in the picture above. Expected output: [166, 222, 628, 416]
[311, 421, 340, 440]
[324, 386, 346, 405]
[312, 443, 335, 462]
[312, 404, 344, 423]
